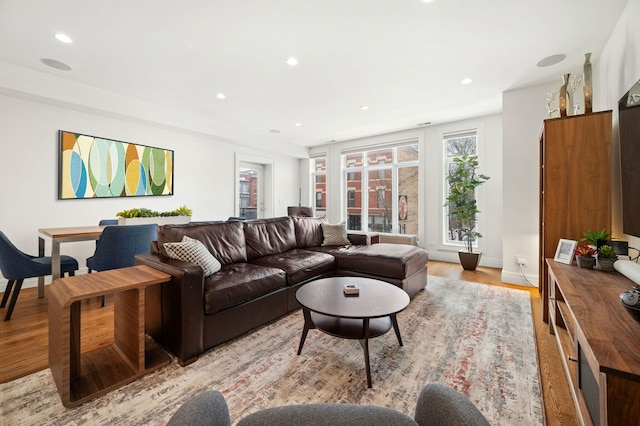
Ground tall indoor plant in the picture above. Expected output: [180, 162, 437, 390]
[445, 155, 490, 270]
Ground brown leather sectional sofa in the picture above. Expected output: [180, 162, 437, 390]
[135, 216, 428, 366]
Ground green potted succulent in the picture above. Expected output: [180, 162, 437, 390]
[116, 205, 192, 225]
[445, 155, 490, 271]
[574, 245, 597, 269]
[597, 244, 618, 271]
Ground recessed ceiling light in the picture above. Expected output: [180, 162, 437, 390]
[460, 78, 473, 85]
[536, 54, 566, 67]
[295, 123, 302, 127]
[40, 58, 72, 71]
[286, 57, 298, 66]
[216, 93, 226, 99]
[360, 105, 369, 110]
[54, 33, 72, 43]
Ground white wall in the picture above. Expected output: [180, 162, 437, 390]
[596, 0, 640, 249]
[501, 81, 555, 286]
[0, 92, 301, 290]
[309, 114, 504, 269]
[501, 0, 640, 286]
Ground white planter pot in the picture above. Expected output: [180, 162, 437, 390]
[117, 216, 191, 226]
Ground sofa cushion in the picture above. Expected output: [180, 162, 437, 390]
[321, 222, 351, 246]
[157, 221, 247, 265]
[292, 216, 327, 248]
[204, 263, 286, 314]
[243, 217, 297, 261]
[250, 249, 336, 285]
[335, 243, 428, 280]
[163, 236, 222, 276]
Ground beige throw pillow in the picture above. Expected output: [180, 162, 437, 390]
[163, 236, 222, 276]
[321, 222, 351, 246]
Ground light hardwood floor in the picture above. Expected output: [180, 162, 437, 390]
[0, 261, 578, 424]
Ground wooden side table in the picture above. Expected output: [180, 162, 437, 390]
[48, 265, 171, 408]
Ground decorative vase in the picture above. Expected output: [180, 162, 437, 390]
[598, 257, 616, 272]
[458, 251, 482, 271]
[583, 52, 593, 114]
[576, 255, 596, 269]
[559, 74, 570, 117]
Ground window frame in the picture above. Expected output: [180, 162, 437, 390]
[310, 156, 327, 216]
[340, 142, 419, 235]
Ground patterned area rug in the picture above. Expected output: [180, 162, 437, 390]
[0, 276, 543, 425]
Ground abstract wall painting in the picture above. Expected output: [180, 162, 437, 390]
[58, 130, 174, 199]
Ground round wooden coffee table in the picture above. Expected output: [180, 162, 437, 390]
[295, 276, 410, 388]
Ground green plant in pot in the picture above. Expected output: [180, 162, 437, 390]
[445, 155, 490, 271]
[598, 244, 618, 271]
[582, 228, 611, 248]
[116, 205, 192, 218]
[116, 205, 193, 225]
[574, 245, 597, 269]
[597, 244, 618, 271]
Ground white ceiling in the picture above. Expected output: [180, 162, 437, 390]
[0, 0, 630, 150]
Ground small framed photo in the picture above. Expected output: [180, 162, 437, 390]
[554, 239, 577, 264]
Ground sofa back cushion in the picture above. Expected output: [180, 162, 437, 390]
[156, 221, 247, 265]
[293, 216, 327, 248]
[243, 217, 296, 261]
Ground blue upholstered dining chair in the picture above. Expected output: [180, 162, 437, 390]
[0, 230, 79, 321]
[96, 219, 119, 248]
[86, 223, 158, 273]
[87, 223, 158, 307]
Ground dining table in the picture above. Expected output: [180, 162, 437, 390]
[37, 225, 105, 298]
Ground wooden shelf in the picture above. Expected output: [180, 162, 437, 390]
[49, 266, 171, 408]
[539, 111, 612, 323]
[547, 260, 640, 425]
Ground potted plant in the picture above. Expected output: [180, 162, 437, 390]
[445, 155, 490, 271]
[574, 245, 597, 269]
[582, 229, 611, 248]
[116, 205, 193, 225]
[597, 244, 618, 271]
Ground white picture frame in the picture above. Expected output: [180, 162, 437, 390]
[554, 239, 577, 265]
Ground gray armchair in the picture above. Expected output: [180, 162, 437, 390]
[167, 383, 490, 426]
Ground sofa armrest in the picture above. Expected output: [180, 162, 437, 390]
[135, 252, 205, 365]
[347, 231, 377, 245]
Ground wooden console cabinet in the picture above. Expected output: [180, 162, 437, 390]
[539, 110, 612, 323]
[48, 265, 171, 407]
[547, 260, 640, 425]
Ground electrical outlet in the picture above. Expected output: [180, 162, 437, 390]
[516, 256, 527, 266]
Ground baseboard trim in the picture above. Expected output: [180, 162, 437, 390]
[501, 270, 538, 287]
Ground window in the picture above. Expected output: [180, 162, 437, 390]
[347, 161, 356, 181]
[342, 143, 419, 234]
[311, 157, 327, 217]
[347, 190, 356, 208]
[377, 158, 386, 179]
[444, 131, 478, 246]
[239, 178, 250, 209]
[238, 167, 259, 219]
[376, 188, 385, 209]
